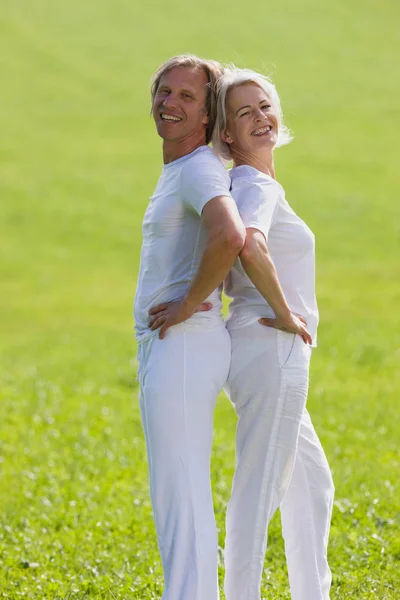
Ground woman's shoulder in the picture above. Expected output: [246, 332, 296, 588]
[230, 165, 281, 189]
[230, 166, 283, 203]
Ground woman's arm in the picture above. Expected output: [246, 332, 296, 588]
[240, 227, 312, 343]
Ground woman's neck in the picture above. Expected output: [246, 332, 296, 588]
[232, 147, 275, 179]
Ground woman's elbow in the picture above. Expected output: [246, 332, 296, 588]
[240, 234, 266, 265]
[239, 237, 256, 264]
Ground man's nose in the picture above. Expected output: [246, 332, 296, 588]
[161, 93, 178, 108]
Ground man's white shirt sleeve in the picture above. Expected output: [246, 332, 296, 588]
[181, 153, 231, 216]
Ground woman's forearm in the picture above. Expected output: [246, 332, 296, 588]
[240, 229, 292, 321]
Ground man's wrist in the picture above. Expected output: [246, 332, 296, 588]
[181, 295, 197, 316]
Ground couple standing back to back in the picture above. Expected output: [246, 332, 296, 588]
[134, 54, 335, 600]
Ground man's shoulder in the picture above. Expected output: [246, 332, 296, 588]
[182, 146, 228, 176]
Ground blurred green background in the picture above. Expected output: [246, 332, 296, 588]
[0, 0, 399, 598]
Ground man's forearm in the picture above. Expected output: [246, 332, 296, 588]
[182, 233, 244, 312]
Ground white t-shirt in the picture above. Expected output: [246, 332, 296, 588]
[134, 146, 231, 342]
[225, 165, 319, 346]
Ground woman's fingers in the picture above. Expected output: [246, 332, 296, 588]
[297, 315, 307, 326]
[301, 326, 313, 345]
[259, 317, 313, 345]
[293, 313, 307, 326]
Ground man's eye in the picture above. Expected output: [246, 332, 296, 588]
[182, 93, 193, 99]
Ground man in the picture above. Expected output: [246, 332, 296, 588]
[134, 55, 245, 600]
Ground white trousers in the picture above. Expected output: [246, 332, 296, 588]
[224, 323, 334, 600]
[138, 324, 231, 600]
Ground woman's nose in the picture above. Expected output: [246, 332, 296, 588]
[255, 108, 267, 122]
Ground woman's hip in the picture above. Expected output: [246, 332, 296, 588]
[226, 322, 311, 386]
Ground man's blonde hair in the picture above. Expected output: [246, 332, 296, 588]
[151, 55, 223, 144]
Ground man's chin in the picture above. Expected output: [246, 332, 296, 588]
[156, 125, 182, 142]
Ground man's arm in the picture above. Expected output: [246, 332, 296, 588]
[149, 195, 245, 338]
[183, 195, 245, 311]
[240, 228, 312, 343]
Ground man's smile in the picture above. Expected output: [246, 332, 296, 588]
[160, 113, 182, 122]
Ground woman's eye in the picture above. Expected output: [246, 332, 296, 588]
[182, 93, 192, 99]
[240, 111, 250, 117]
[261, 104, 271, 111]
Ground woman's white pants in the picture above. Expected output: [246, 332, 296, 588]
[138, 324, 231, 600]
[224, 323, 334, 600]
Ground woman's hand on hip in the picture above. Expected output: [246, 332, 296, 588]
[148, 300, 212, 339]
[258, 313, 312, 345]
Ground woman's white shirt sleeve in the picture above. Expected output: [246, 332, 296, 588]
[235, 182, 279, 240]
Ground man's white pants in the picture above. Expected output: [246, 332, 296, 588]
[224, 323, 334, 600]
[138, 324, 231, 600]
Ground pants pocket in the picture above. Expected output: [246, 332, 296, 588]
[277, 331, 297, 368]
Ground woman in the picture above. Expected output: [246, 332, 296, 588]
[212, 68, 335, 600]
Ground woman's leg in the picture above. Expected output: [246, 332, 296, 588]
[281, 410, 334, 600]
[224, 324, 310, 600]
[138, 325, 231, 600]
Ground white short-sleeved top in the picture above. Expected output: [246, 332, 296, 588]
[225, 165, 319, 346]
[134, 146, 231, 342]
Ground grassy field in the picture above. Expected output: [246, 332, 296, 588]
[0, 0, 399, 598]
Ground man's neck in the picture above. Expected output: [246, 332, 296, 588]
[162, 135, 207, 165]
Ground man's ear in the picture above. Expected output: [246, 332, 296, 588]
[221, 130, 233, 145]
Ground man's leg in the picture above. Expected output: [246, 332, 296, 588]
[281, 410, 334, 600]
[139, 325, 231, 600]
[224, 325, 310, 600]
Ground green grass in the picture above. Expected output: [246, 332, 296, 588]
[0, 0, 399, 597]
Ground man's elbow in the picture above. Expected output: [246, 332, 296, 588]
[224, 223, 246, 254]
[209, 222, 246, 255]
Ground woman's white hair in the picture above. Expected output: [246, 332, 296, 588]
[212, 66, 293, 161]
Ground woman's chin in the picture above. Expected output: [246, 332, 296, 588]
[253, 132, 277, 146]
[249, 136, 276, 153]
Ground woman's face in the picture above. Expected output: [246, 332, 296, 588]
[223, 82, 279, 156]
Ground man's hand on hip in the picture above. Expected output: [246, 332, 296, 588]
[148, 299, 212, 339]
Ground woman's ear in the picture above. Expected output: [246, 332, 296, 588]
[221, 130, 233, 145]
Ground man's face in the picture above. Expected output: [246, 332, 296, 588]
[152, 67, 209, 143]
